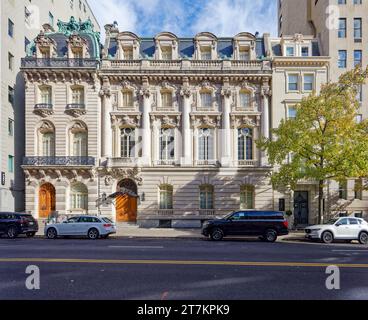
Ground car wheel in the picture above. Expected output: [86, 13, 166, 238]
[26, 232, 36, 238]
[210, 228, 224, 241]
[358, 232, 368, 245]
[321, 231, 334, 244]
[88, 228, 99, 240]
[264, 230, 277, 243]
[46, 228, 57, 240]
[7, 226, 18, 239]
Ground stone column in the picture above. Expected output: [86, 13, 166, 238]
[99, 88, 112, 159]
[180, 82, 192, 166]
[221, 86, 232, 167]
[261, 85, 271, 166]
[140, 86, 152, 166]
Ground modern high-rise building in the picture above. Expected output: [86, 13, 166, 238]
[0, 0, 100, 211]
[278, 0, 368, 218]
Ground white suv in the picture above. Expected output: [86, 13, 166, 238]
[305, 217, 368, 244]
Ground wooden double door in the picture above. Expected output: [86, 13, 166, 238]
[116, 179, 138, 223]
[39, 183, 56, 219]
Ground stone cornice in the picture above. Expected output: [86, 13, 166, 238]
[273, 57, 330, 67]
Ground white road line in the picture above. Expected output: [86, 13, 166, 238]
[332, 250, 368, 252]
[108, 246, 164, 249]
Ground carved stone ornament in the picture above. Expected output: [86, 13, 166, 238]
[139, 88, 151, 98]
[180, 87, 192, 99]
[34, 31, 57, 49]
[103, 167, 143, 186]
[38, 121, 54, 134]
[115, 114, 141, 128]
[221, 87, 232, 98]
[231, 115, 259, 128]
[67, 33, 88, 48]
[191, 114, 221, 128]
[99, 87, 111, 98]
[70, 121, 87, 133]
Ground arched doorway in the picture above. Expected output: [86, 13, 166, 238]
[39, 183, 56, 219]
[116, 179, 138, 223]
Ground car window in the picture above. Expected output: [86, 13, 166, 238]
[79, 217, 94, 223]
[92, 217, 101, 223]
[67, 217, 80, 223]
[102, 217, 113, 223]
[348, 218, 359, 225]
[338, 218, 349, 225]
[231, 213, 242, 220]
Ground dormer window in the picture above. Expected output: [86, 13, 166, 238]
[286, 46, 295, 57]
[201, 47, 212, 60]
[123, 47, 133, 60]
[122, 90, 134, 108]
[301, 46, 309, 57]
[161, 46, 172, 60]
[67, 34, 88, 59]
[239, 47, 250, 61]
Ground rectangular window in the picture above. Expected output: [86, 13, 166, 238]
[160, 129, 175, 161]
[354, 0, 362, 4]
[356, 114, 363, 123]
[238, 129, 253, 161]
[338, 0, 346, 4]
[71, 88, 84, 104]
[339, 182, 348, 200]
[303, 74, 314, 91]
[239, 92, 250, 109]
[200, 187, 214, 210]
[338, 18, 346, 38]
[8, 19, 14, 38]
[356, 84, 363, 102]
[338, 50, 347, 68]
[8, 119, 14, 136]
[286, 46, 294, 57]
[200, 92, 212, 108]
[8, 86, 14, 104]
[355, 179, 363, 200]
[288, 106, 297, 119]
[8, 156, 14, 173]
[40, 87, 52, 104]
[199, 129, 214, 161]
[122, 91, 133, 108]
[240, 186, 254, 210]
[121, 128, 135, 158]
[354, 18, 362, 40]
[354, 50, 362, 66]
[288, 74, 299, 91]
[8, 52, 14, 70]
[200, 47, 211, 60]
[161, 92, 172, 108]
[301, 46, 309, 57]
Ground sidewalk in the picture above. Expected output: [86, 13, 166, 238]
[37, 223, 305, 241]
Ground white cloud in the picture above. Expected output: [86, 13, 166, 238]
[88, 0, 277, 38]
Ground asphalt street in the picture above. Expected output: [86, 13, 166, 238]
[0, 237, 367, 300]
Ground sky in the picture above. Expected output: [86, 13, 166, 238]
[88, 0, 277, 38]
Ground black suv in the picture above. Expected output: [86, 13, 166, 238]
[0, 213, 38, 239]
[202, 211, 289, 242]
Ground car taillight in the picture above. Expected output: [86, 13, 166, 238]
[103, 224, 112, 228]
[283, 220, 289, 229]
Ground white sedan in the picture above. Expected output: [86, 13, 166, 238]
[45, 216, 116, 240]
[305, 217, 368, 244]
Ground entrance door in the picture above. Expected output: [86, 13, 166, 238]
[116, 179, 138, 223]
[294, 191, 309, 225]
[39, 183, 56, 219]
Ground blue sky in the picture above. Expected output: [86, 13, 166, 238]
[88, 0, 277, 38]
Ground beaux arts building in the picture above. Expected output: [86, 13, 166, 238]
[21, 18, 336, 228]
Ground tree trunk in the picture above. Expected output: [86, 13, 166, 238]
[318, 180, 324, 224]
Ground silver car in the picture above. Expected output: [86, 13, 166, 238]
[45, 216, 116, 240]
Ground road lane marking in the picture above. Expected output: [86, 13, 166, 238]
[0, 258, 367, 269]
[108, 246, 164, 249]
[332, 250, 368, 252]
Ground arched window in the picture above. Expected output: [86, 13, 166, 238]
[239, 91, 251, 109]
[200, 185, 214, 209]
[161, 90, 173, 108]
[159, 185, 173, 209]
[238, 128, 253, 160]
[240, 185, 255, 210]
[70, 183, 88, 211]
[160, 128, 175, 161]
[121, 128, 135, 158]
[198, 128, 214, 160]
[39, 85, 52, 104]
[122, 90, 134, 108]
[200, 90, 212, 108]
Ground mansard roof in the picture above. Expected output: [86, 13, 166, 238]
[26, 17, 101, 58]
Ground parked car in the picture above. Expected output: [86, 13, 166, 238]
[0, 212, 38, 239]
[305, 217, 368, 244]
[202, 211, 289, 242]
[45, 216, 116, 240]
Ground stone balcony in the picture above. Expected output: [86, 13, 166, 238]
[65, 103, 86, 117]
[107, 157, 138, 167]
[21, 58, 99, 69]
[34, 104, 54, 117]
[101, 59, 271, 73]
[23, 157, 95, 167]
